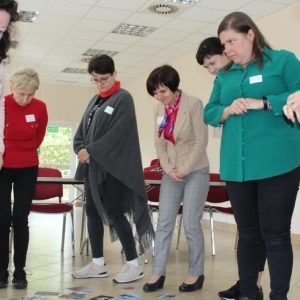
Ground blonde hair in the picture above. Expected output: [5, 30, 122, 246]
[10, 67, 40, 90]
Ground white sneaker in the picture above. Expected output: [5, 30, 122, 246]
[72, 262, 108, 279]
[113, 263, 144, 283]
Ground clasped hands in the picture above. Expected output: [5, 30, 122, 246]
[227, 98, 263, 115]
[78, 148, 90, 164]
[283, 91, 300, 123]
[168, 168, 184, 182]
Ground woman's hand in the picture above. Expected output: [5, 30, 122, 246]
[283, 92, 300, 122]
[168, 168, 184, 182]
[78, 149, 90, 164]
[219, 98, 249, 123]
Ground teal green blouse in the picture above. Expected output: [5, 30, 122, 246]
[204, 47, 300, 182]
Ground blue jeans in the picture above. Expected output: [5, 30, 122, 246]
[226, 166, 300, 300]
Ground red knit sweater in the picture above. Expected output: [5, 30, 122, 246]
[3, 94, 48, 168]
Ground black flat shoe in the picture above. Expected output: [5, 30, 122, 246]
[179, 275, 204, 292]
[143, 276, 165, 292]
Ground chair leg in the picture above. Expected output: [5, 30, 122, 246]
[176, 215, 183, 250]
[209, 210, 216, 256]
[61, 213, 67, 251]
[80, 202, 86, 249]
[71, 209, 75, 257]
[9, 227, 13, 253]
[234, 230, 239, 249]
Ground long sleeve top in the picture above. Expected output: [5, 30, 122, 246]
[204, 47, 300, 182]
[0, 63, 4, 154]
[3, 94, 48, 168]
[154, 90, 209, 175]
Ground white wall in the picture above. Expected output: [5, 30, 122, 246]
[4, 2, 300, 233]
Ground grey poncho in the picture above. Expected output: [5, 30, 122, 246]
[74, 88, 153, 251]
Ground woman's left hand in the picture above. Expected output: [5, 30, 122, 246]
[78, 148, 90, 163]
[283, 92, 300, 122]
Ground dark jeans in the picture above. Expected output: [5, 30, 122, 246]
[0, 166, 38, 271]
[226, 166, 300, 300]
[85, 174, 137, 261]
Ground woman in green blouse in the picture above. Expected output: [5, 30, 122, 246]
[204, 12, 300, 300]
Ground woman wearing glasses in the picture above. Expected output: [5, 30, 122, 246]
[73, 54, 153, 284]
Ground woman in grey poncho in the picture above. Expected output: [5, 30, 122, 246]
[72, 54, 153, 284]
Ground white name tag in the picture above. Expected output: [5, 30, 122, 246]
[25, 114, 35, 122]
[104, 106, 114, 115]
[249, 75, 262, 84]
[157, 116, 164, 124]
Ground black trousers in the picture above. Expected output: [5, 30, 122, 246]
[85, 173, 137, 261]
[0, 166, 38, 270]
[226, 166, 300, 300]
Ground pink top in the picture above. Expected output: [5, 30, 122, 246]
[0, 63, 4, 154]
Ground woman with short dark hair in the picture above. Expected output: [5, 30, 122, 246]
[143, 65, 209, 293]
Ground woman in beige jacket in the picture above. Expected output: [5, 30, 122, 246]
[143, 65, 209, 293]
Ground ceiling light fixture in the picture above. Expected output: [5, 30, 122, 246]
[148, 4, 179, 14]
[82, 49, 118, 57]
[112, 24, 156, 37]
[163, 0, 199, 4]
[18, 10, 39, 23]
[62, 68, 88, 74]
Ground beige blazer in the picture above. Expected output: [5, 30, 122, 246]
[154, 90, 209, 176]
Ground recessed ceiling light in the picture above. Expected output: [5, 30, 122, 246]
[163, 0, 199, 4]
[112, 24, 156, 37]
[82, 49, 118, 57]
[18, 10, 39, 23]
[62, 68, 88, 74]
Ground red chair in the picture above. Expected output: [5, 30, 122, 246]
[205, 173, 236, 256]
[30, 167, 75, 256]
[144, 159, 183, 254]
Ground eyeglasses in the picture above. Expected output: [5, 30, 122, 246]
[90, 74, 111, 84]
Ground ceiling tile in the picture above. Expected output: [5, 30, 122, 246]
[28, 24, 71, 37]
[123, 45, 161, 55]
[43, 1, 92, 17]
[180, 33, 211, 45]
[143, 55, 170, 64]
[35, 13, 81, 27]
[96, 0, 150, 11]
[162, 19, 208, 33]
[13, 49, 48, 59]
[149, 28, 190, 41]
[85, 7, 133, 22]
[51, 45, 87, 55]
[168, 42, 198, 52]
[58, 38, 96, 49]
[18, 41, 54, 52]
[134, 37, 175, 48]
[113, 52, 148, 62]
[66, 29, 107, 41]
[238, 0, 286, 16]
[35, 65, 65, 73]
[17, 0, 50, 12]
[178, 6, 229, 22]
[43, 53, 79, 63]
[155, 48, 185, 59]
[75, 19, 119, 32]
[198, 23, 219, 36]
[54, 0, 98, 4]
[91, 41, 129, 52]
[101, 33, 142, 45]
[124, 12, 171, 27]
[196, 0, 253, 11]
[123, 67, 149, 75]
[22, 33, 62, 45]
[132, 61, 161, 69]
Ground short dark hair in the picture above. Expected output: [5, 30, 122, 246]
[218, 12, 272, 70]
[146, 65, 180, 96]
[0, 0, 19, 62]
[196, 37, 224, 65]
[88, 54, 115, 75]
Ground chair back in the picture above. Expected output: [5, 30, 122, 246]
[206, 173, 229, 204]
[150, 159, 160, 167]
[144, 161, 162, 204]
[34, 167, 63, 200]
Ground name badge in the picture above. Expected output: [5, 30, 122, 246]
[25, 114, 35, 122]
[104, 106, 114, 115]
[249, 75, 262, 84]
[157, 116, 164, 124]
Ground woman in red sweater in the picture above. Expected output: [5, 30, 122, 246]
[0, 68, 48, 289]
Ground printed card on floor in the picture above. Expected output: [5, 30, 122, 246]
[0, 298, 18, 300]
[59, 293, 85, 299]
[35, 292, 60, 296]
[119, 286, 135, 290]
[89, 296, 113, 300]
[21, 297, 47, 300]
[67, 286, 90, 291]
[117, 293, 141, 299]
[157, 294, 176, 298]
